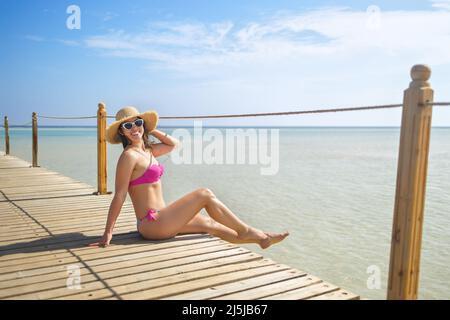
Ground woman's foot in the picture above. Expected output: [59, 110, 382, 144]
[238, 227, 289, 249]
[237, 226, 268, 243]
[259, 231, 290, 249]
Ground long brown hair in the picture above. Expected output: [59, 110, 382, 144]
[119, 117, 154, 150]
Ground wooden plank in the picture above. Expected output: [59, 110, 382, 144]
[0, 217, 134, 235]
[165, 270, 311, 300]
[0, 218, 135, 239]
[1, 183, 94, 195]
[6, 198, 118, 210]
[213, 274, 322, 300]
[260, 281, 340, 300]
[0, 213, 136, 234]
[3, 190, 97, 201]
[0, 233, 207, 262]
[0, 172, 66, 179]
[0, 222, 137, 247]
[0, 224, 139, 254]
[308, 289, 359, 300]
[0, 204, 130, 219]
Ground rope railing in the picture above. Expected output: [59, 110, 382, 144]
[38, 115, 97, 119]
[425, 102, 450, 106]
[0, 120, 33, 127]
[157, 103, 404, 119]
[5, 101, 444, 122]
[154, 102, 447, 119]
[28, 101, 450, 121]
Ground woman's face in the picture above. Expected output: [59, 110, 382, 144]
[120, 117, 145, 144]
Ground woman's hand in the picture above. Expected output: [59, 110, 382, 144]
[88, 231, 112, 248]
[148, 129, 179, 157]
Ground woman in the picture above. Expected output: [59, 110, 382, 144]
[90, 107, 289, 249]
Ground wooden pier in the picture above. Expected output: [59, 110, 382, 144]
[0, 152, 359, 300]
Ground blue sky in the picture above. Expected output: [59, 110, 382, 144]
[1, 0, 449, 126]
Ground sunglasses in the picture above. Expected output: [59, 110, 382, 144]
[121, 118, 144, 130]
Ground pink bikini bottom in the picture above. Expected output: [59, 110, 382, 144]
[136, 208, 160, 229]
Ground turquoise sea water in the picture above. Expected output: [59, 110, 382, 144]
[0, 126, 449, 300]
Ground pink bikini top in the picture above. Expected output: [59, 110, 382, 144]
[129, 162, 165, 188]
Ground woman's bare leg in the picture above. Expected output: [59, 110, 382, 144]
[177, 214, 244, 244]
[178, 214, 287, 248]
[202, 191, 270, 242]
[174, 188, 264, 240]
[153, 188, 213, 237]
[153, 188, 288, 248]
[154, 187, 250, 236]
[201, 190, 290, 248]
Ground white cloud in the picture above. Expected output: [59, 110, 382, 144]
[25, 36, 82, 47]
[25, 35, 45, 42]
[430, 0, 450, 10]
[82, 7, 450, 74]
[103, 11, 119, 22]
[85, 30, 137, 50]
[57, 39, 80, 46]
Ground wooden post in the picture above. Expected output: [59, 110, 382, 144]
[96, 102, 108, 195]
[4, 116, 10, 155]
[387, 64, 434, 300]
[32, 112, 38, 167]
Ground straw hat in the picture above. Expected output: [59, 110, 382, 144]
[106, 106, 159, 144]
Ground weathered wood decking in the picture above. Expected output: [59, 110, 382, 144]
[0, 152, 359, 300]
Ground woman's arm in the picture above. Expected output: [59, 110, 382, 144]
[93, 197, 122, 247]
[89, 152, 135, 247]
[103, 193, 127, 234]
[149, 129, 180, 157]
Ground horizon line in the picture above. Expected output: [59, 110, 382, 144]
[1, 125, 450, 129]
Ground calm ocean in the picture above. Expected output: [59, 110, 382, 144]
[1, 126, 449, 299]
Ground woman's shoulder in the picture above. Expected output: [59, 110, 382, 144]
[119, 148, 139, 162]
